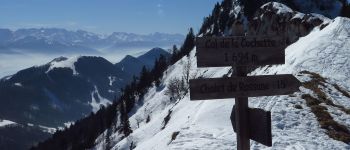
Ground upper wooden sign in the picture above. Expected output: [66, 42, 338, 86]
[196, 36, 286, 67]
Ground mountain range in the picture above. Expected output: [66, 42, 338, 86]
[0, 28, 184, 54]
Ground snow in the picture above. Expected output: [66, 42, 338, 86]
[93, 17, 350, 150]
[270, 2, 293, 15]
[14, 82, 22, 86]
[3, 75, 12, 81]
[108, 76, 117, 86]
[64, 121, 74, 128]
[38, 125, 57, 134]
[280, 17, 350, 89]
[89, 86, 112, 112]
[0, 120, 16, 127]
[46, 56, 80, 75]
[291, 13, 305, 20]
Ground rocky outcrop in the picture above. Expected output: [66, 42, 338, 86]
[199, 1, 334, 45]
[248, 2, 330, 44]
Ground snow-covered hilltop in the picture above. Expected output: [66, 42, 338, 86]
[92, 3, 350, 150]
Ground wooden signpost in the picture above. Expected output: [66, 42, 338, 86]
[189, 35, 301, 150]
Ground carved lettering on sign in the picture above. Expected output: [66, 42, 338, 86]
[190, 74, 301, 100]
[196, 36, 286, 67]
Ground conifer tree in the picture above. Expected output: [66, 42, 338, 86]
[170, 45, 179, 64]
[340, 0, 350, 18]
[138, 66, 151, 94]
[105, 128, 112, 150]
[118, 101, 132, 137]
[180, 28, 195, 56]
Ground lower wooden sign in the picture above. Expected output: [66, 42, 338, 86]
[189, 74, 301, 100]
[231, 106, 272, 146]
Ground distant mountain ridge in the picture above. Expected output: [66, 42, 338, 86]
[116, 47, 171, 78]
[0, 47, 169, 127]
[0, 28, 184, 53]
[0, 47, 169, 149]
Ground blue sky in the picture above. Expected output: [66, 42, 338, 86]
[0, 0, 221, 35]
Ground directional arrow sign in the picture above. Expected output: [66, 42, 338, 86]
[231, 106, 272, 147]
[196, 36, 286, 67]
[189, 74, 301, 100]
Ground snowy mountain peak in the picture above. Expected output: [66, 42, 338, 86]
[46, 56, 81, 75]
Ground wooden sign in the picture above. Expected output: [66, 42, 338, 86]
[196, 36, 286, 67]
[231, 106, 272, 146]
[190, 35, 298, 150]
[189, 74, 301, 100]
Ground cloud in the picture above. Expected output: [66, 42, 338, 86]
[156, 3, 165, 17]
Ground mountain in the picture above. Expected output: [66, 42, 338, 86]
[32, 1, 350, 150]
[0, 28, 184, 54]
[0, 47, 169, 149]
[0, 56, 125, 150]
[107, 32, 184, 50]
[137, 47, 171, 66]
[117, 55, 144, 77]
[116, 47, 171, 78]
[0, 56, 127, 127]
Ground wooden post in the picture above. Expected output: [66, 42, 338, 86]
[234, 66, 250, 150]
[234, 23, 249, 150]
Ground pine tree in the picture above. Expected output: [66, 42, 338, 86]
[105, 128, 112, 150]
[340, 0, 350, 18]
[138, 66, 151, 94]
[180, 28, 195, 56]
[152, 54, 168, 86]
[212, 2, 221, 21]
[219, 0, 233, 33]
[199, 17, 210, 35]
[118, 101, 132, 137]
[170, 45, 179, 64]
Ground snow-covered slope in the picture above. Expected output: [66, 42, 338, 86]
[94, 16, 350, 150]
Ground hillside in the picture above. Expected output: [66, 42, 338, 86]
[32, 1, 350, 150]
[92, 2, 350, 150]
